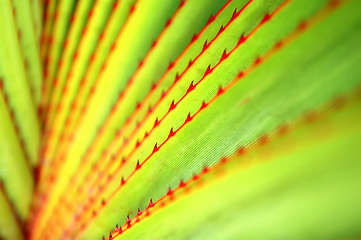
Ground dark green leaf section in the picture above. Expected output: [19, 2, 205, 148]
[79, 0, 361, 238]
[114, 96, 361, 240]
[0, 0, 41, 166]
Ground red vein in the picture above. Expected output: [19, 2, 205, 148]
[39, 0, 184, 207]
[98, 4, 349, 238]
[44, 0, 251, 231]
[38, 1, 189, 236]
[51, 0, 239, 213]
[62, 1, 297, 236]
[71, 0, 235, 190]
[105, 91, 355, 240]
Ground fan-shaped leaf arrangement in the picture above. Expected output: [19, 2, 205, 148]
[0, 0, 360, 239]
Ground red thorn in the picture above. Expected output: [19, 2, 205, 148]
[179, 0, 185, 7]
[154, 117, 160, 127]
[169, 128, 175, 138]
[90, 53, 95, 63]
[99, 32, 104, 41]
[165, 19, 172, 27]
[130, 4, 135, 13]
[118, 226, 123, 233]
[101, 199, 106, 206]
[136, 102, 141, 109]
[174, 73, 180, 83]
[298, 21, 308, 31]
[144, 131, 149, 138]
[153, 143, 159, 153]
[115, 224, 119, 231]
[188, 59, 193, 68]
[101, 63, 107, 72]
[116, 130, 122, 138]
[126, 215, 131, 226]
[168, 61, 174, 70]
[167, 187, 173, 196]
[217, 87, 224, 96]
[88, 9, 94, 19]
[63, 39, 68, 48]
[179, 180, 185, 188]
[112, 2, 118, 10]
[109, 232, 113, 240]
[237, 71, 244, 78]
[259, 135, 268, 145]
[218, 25, 225, 35]
[148, 199, 154, 208]
[192, 174, 199, 180]
[187, 81, 195, 93]
[329, 0, 340, 8]
[135, 160, 141, 170]
[151, 82, 157, 91]
[185, 113, 193, 123]
[203, 65, 213, 77]
[92, 210, 97, 216]
[169, 100, 176, 111]
[208, 14, 215, 24]
[220, 157, 227, 163]
[102, 236, 105, 240]
[220, 50, 229, 61]
[202, 166, 209, 173]
[137, 209, 142, 216]
[138, 60, 144, 68]
[231, 8, 239, 21]
[254, 57, 262, 66]
[148, 105, 153, 113]
[161, 90, 166, 98]
[200, 101, 207, 110]
[237, 147, 245, 155]
[80, 77, 86, 87]
[261, 13, 271, 24]
[121, 177, 125, 186]
[111, 42, 116, 52]
[274, 40, 283, 50]
[203, 40, 209, 51]
[190, 34, 198, 43]
[238, 35, 246, 45]
[278, 124, 289, 136]
[135, 139, 140, 148]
